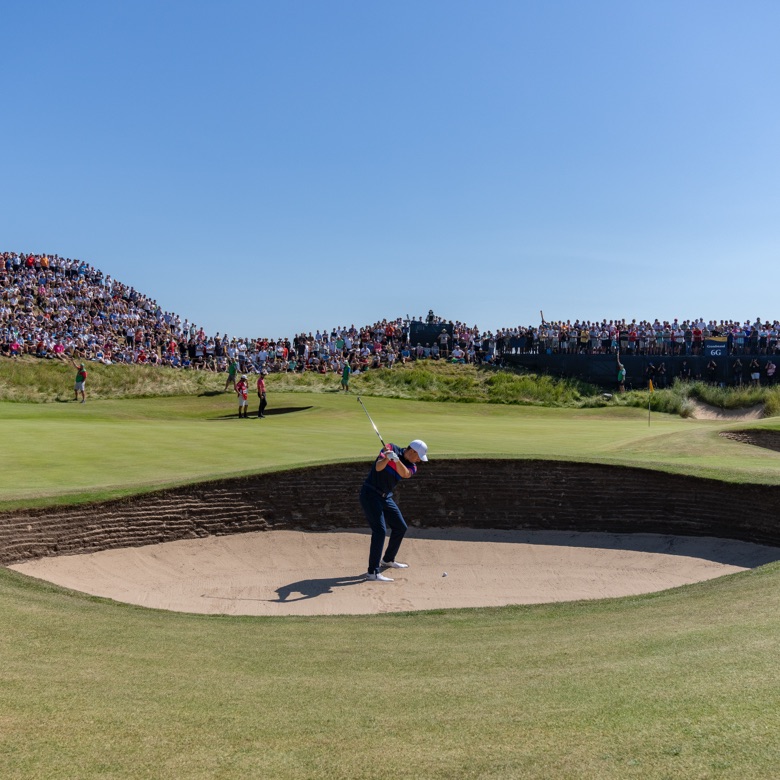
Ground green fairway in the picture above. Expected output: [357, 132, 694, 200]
[3, 388, 780, 778]
[2, 391, 780, 509]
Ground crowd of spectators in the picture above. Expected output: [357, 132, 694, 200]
[0, 253, 498, 375]
[496, 319, 780, 357]
[2, 252, 779, 383]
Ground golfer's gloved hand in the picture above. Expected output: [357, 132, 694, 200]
[385, 450, 400, 462]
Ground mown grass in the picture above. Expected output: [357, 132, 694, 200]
[3, 390, 780, 511]
[3, 374, 780, 777]
[4, 556, 780, 779]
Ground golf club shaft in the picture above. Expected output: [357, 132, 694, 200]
[357, 396, 386, 448]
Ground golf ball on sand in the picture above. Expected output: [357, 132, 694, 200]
[442, 572, 448, 577]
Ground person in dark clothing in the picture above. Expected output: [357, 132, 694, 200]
[360, 439, 428, 581]
[733, 358, 743, 386]
[256, 370, 268, 418]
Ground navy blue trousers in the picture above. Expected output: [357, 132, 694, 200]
[360, 485, 407, 574]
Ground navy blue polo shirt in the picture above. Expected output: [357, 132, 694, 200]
[364, 444, 417, 495]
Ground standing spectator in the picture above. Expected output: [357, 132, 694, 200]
[692, 325, 704, 355]
[627, 325, 638, 354]
[617, 357, 626, 393]
[683, 325, 693, 355]
[750, 359, 761, 387]
[256, 370, 268, 418]
[225, 357, 238, 391]
[579, 326, 590, 354]
[340, 360, 352, 392]
[645, 362, 656, 388]
[748, 327, 760, 355]
[438, 328, 450, 358]
[732, 358, 743, 386]
[765, 359, 776, 385]
[71, 358, 87, 403]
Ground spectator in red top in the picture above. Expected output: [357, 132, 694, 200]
[692, 325, 703, 354]
[71, 358, 87, 403]
[236, 374, 249, 418]
[256, 370, 268, 418]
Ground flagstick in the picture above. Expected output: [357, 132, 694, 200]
[648, 379, 653, 426]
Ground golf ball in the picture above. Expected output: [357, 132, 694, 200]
[442, 572, 448, 577]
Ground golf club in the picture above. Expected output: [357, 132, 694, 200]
[357, 395, 386, 448]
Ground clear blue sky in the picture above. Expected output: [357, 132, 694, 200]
[2, 0, 779, 338]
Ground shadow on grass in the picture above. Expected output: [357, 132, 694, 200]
[207, 405, 313, 421]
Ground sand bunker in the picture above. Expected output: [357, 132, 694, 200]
[10, 528, 779, 616]
[689, 400, 764, 421]
[720, 429, 780, 453]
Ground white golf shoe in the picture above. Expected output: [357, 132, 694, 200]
[381, 560, 409, 569]
[366, 572, 394, 582]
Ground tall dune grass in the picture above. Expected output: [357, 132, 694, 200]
[3, 356, 779, 415]
[0, 357, 223, 402]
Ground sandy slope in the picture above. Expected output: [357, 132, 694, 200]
[10, 528, 779, 616]
[688, 400, 764, 420]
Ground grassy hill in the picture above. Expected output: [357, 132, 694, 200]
[3, 355, 780, 415]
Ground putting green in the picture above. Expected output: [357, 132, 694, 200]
[1, 392, 778, 509]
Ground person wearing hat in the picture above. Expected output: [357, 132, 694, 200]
[236, 374, 249, 418]
[256, 369, 268, 418]
[360, 439, 428, 582]
[438, 328, 450, 358]
[71, 357, 87, 403]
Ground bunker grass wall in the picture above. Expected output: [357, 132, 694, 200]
[2, 460, 780, 566]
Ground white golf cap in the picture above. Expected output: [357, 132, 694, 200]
[408, 439, 428, 461]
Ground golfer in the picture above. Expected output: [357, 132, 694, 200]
[360, 439, 428, 582]
[236, 374, 249, 418]
[256, 370, 268, 418]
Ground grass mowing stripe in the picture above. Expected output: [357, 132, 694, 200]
[2, 392, 779, 509]
[3, 385, 780, 777]
[3, 565, 780, 778]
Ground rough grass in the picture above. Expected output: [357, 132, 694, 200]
[581, 379, 780, 418]
[268, 361, 598, 405]
[0, 357, 223, 402]
[3, 356, 779, 417]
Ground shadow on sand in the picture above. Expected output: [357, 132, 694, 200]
[271, 573, 367, 603]
[401, 527, 780, 569]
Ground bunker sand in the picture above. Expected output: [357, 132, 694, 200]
[11, 529, 779, 616]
